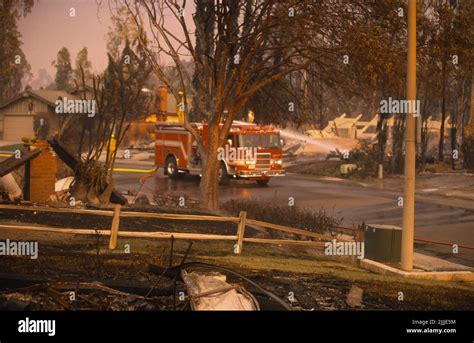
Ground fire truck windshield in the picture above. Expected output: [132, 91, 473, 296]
[239, 134, 281, 149]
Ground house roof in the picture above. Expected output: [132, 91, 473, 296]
[0, 90, 80, 109]
[68, 84, 95, 94]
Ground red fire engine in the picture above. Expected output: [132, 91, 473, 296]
[155, 121, 285, 186]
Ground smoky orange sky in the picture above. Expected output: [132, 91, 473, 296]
[18, 0, 195, 86]
[19, 0, 113, 79]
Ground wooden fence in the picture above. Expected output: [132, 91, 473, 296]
[0, 204, 354, 254]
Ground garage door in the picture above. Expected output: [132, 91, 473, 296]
[4, 115, 34, 141]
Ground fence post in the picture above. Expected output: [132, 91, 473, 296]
[356, 227, 365, 244]
[354, 224, 365, 265]
[109, 204, 122, 250]
[236, 211, 247, 255]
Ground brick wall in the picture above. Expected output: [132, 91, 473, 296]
[29, 140, 57, 202]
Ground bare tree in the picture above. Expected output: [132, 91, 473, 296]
[65, 43, 151, 205]
[121, 0, 342, 210]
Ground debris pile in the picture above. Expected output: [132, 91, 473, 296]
[182, 271, 259, 311]
[0, 282, 167, 311]
[0, 237, 289, 311]
[0, 173, 22, 202]
[48, 177, 82, 206]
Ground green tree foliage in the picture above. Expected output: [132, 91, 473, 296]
[52, 47, 73, 90]
[0, 0, 34, 103]
[106, 5, 140, 60]
[74, 47, 93, 82]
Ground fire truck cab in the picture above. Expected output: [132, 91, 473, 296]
[155, 121, 285, 186]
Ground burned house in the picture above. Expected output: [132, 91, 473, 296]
[0, 89, 81, 142]
[122, 86, 181, 147]
[319, 112, 454, 155]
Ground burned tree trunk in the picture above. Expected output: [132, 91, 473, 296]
[463, 80, 474, 170]
[200, 123, 221, 210]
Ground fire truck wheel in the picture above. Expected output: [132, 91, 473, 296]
[256, 179, 270, 186]
[218, 162, 229, 185]
[165, 156, 179, 179]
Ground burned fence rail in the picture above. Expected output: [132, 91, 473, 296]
[0, 204, 353, 253]
[0, 149, 41, 178]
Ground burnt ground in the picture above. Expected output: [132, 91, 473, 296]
[0, 205, 473, 311]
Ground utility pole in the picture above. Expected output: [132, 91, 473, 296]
[401, 0, 417, 271]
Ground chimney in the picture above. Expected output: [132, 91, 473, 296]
[28, 141, 57, 202]
[157, 86, 168, 113]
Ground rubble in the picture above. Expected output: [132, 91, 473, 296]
[134, 194, 150, 206]
[182, 271, 259, 310]
[0, 173, 22, 200]
[0, 148, 41, 202]
[0, 282, 167, 311]
[346, 285, 365, 308]
[55, 177, 74, 192]
[148, 261, 291, 311]
[48, 177, 86, 206]
[48, 138, 127, 205]
[0, 260, 281, 311]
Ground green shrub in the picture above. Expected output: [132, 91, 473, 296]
[329, 142, 379, 178]
[223, 198, 342, 237]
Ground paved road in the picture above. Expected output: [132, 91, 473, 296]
[114, 166, 474, 267]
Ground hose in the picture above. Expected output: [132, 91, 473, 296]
[111, 166, 159, 173]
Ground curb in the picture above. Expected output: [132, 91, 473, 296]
[360, 259, 474, 282]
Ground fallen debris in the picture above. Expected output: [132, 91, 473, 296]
[0, 173, 22, 200]
[134, 194, 150, 206]
[55, 177, 74, 192]
[48, 138, 127, 205]
[148, 261, 291, 311]
[0, 149, 40, 178]
[0, 281, 168, 311]
[182, 271, 259, 311]
[346, 285, 364, 308]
